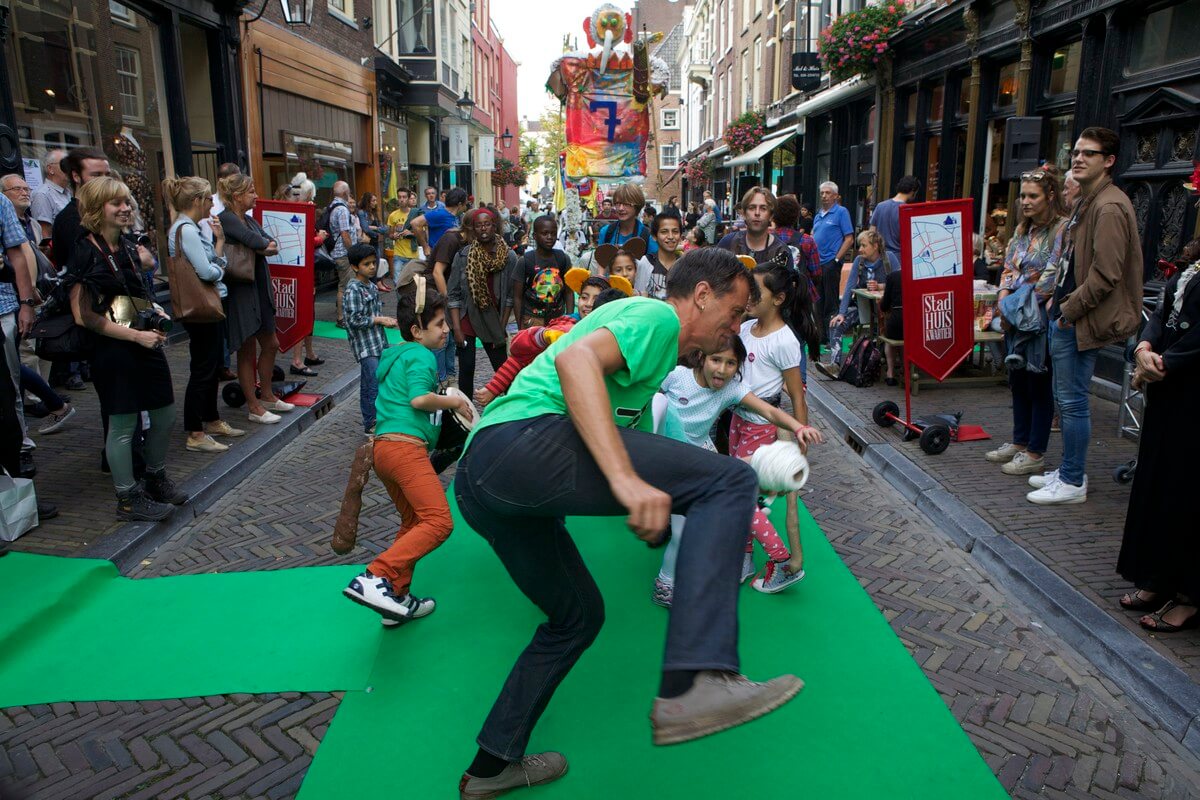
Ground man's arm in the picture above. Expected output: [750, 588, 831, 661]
[1060, 205, 1134, 323]
[835, 233, 854, 263]
[7, 245, 35, 335]
[555, 329, 671, 539]
[410, 215, 430, 257]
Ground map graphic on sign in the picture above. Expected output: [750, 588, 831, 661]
[261, 210, 307, 266]
[910, 212, 964, 280]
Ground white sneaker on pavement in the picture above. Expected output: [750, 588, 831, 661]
[1027, 474, 1088, 505]
[1028, 469, 1060, 489]
[1001, 451, 1045, 476]
[985, 442, 1022, 463]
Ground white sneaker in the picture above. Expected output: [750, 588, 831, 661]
[1001, 451, 1045, 476]
[1028, 469, 1060, 489]
[985, 442, 1022, 463]
[751, 560, 806, 594]
[1027, 475, 1088, 505]
[740, 552, 756, 584]
[379, 594, 438, 627]
[262, 399, 295, 412]
[248, 410, 282, 424]
[344, 572, 435, 624]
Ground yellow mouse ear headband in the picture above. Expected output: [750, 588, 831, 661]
[414, 273, 427, 315]
[736, 255, 757, 270]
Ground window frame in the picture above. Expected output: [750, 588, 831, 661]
[659, 142, 681, 170]
[328, 0, 358, 28]
[114, 44, 144, 126]
[661, 108, 680, 130]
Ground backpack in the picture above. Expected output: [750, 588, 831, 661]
[315, 199, 346, 254]
[838, 336, 883, 387]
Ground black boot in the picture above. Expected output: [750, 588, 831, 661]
[144, 470, 189, 506]
[116, 487, 173, 521]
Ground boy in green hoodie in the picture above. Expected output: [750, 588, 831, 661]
[342, 282, 472, 625]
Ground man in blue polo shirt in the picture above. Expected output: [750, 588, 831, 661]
[812, 180, 854, 341]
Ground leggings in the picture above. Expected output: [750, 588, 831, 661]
[107, 405, 175, 493]
[729, 414, 791, 563]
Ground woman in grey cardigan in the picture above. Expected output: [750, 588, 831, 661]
[447, 208, 518, 396]
[218, 173, 295, 425]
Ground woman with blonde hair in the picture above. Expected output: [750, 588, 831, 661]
[65, 177, 187, 520]
[218, 172, 294, 424]
[827, 228, 898, 365]
[164, 175, 244, 453]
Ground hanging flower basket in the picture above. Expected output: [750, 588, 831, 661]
[723, 110, 766, 156]
[491, 157, 527, 188]
[818, 2, 907, 84]
[684, 157, 715, 184]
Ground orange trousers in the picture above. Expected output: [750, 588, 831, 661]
[367, 438, 453, 595]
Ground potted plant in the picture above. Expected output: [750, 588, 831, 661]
[684, 157, 715, 185]
[723, 110, 767, 156]
[491, 157, 528, 187]
[818, 2, 907, 84]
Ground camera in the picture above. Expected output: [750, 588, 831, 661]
[122, 232, 153, 249]
[131, 308, 173, 334]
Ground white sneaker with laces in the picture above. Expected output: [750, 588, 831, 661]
[751, 560, 806, 594]
[1027, 475, 1088, 505]
[379, 593, 438, 627]
[985, 442, 1022, 463]
[1028, 469, 1060, 489]
[1001, 450, 1045, 475]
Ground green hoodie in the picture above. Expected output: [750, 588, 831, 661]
[374, 341, 440, 448]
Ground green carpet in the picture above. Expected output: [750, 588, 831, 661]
[312, 319, 405, 344]
[297, 499, 1007, 800]
[0, 555, 375, 707]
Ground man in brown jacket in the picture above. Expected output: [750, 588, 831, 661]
[1028, 127, 1143, 506]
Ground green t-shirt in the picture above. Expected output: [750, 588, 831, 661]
[467, 297, 681, 445]
[374, 342, 441, 448]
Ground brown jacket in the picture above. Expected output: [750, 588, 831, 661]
[1058, 178, 1143, 350]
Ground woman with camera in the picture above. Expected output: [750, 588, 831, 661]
[218, 173, 294, 425]
[165, 176, 245, 454]
[65, 177, 187, 521]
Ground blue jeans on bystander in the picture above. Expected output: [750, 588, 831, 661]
[1049, 323, 1099, 486]
[359, 355, 379, 432]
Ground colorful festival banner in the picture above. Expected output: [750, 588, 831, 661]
[560, 57, 648, 181]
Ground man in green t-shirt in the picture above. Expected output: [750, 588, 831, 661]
[455, 249, 805, 799]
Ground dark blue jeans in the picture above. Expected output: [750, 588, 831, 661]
[359, 355, 379, 432]
[1049, 323, 1100, 486]
[455, 414, 757, 760]
[1009, 367, 1054, 455]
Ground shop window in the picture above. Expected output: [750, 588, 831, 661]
[1127, 0, 1200, 74]
[956, 75, 971, 118]
[926, 134, 941, 200]
[115, 47, 143, 125]
[815, 117, 832, 185]
[660, 143, 680, 170]
[284, 133, 354, 209]
[1047, 41, 1082, 96]
[928, 84, 944, 124]
[903, 138, 915, 176]
[994, 62, 1018, 108]
[1044, 114, 1075, 172]
[7, 2, 172, 241]
[904, 93, 917, 128]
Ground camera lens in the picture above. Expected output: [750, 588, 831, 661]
[156, 317, 173, 333]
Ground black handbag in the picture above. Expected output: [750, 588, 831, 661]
[31, 310, 93, 362]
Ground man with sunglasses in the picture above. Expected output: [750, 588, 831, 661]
[1027, 127, 1142, 506]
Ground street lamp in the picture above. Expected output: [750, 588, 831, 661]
[279, 0, 313, 25]
[501, 128, 514, 149]
[455, 91, 476, 121]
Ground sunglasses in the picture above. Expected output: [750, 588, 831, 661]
[1020, 171, 1049, 181]
[1070, 148, 1107, 159]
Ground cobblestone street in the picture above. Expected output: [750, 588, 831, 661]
[5, 381, 1200, 798]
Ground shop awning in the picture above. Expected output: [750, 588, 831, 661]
[723, 129, 797, 169]
[790, 76, 875, 121]
[709, 144, 730, 160]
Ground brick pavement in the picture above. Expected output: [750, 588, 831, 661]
[7, 375, 1200, 797]
[2, 294, 354, 560]
[809, 365, 1200, 684]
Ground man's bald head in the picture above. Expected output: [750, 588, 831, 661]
[333, 181, 350, 199]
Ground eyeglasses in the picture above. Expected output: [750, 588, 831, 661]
[1070, 148, 1107, 159]
[1020, 171, 1048, 181]
[3, 186, 30, 193]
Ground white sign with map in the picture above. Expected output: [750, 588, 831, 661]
[261, 210, 307, 266]
[909, 211, 964, 280]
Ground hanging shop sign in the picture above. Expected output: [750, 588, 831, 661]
[447, 124, 470, 165]
[476, 135, 496, 172]
[790, 52, 822, 92]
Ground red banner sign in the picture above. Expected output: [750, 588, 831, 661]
[899, 198, 975, 382]
[253, 200, 315, 353]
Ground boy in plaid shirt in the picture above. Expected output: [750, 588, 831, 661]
[342, 243, 397, 432]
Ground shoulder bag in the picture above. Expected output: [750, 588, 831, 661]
[167, 224, 226, 322]
[223, 241, 256, 283]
